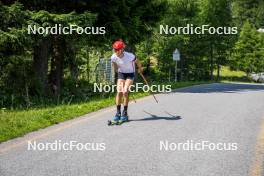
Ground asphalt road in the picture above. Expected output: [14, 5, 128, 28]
[0, 83, 264, 176]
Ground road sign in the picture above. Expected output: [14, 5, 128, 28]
[173, 49, 180, 61]
[173, 49, 180, 81]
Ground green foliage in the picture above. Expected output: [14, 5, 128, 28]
[232, 0, 263, 28]
[0, 2, 31, 56]
[0, 2, 98, 108]
[0, 1, 167, 109]
[231, 21, 264, 74]
[1, 0, 263, 141]
[0, 0, 263, 110]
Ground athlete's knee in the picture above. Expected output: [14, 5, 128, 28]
[123, 91, 129, 97]
[117, 91, 123, 97]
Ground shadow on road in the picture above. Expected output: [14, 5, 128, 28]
[130, 110, 182, 122]
[174, 83, 264, 94]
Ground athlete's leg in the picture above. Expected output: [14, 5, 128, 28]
[116, 79, 125, 113]
[122, 78, 133, 116]
[111, 78, 125, 122]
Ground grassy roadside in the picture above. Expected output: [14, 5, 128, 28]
[0, 81, 210, 143]
[214, 66, 252, 82]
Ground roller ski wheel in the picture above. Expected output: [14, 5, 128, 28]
[107, 120, 119, 126]
[108, 113, 121, 126]
[107, 117, 129, 126]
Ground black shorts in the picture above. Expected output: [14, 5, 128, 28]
[117, 72, 135, 80]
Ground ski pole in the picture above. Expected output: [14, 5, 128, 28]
[139, 72, 158, 103]
[131, 94, 137, 103]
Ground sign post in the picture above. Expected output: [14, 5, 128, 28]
[173, 49, 180, 81]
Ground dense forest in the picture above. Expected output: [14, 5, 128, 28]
[0, 0, 264, 109]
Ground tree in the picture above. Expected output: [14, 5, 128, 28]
[200, 0, 234, 80]
[231, 21, 263, 74]
[232, 0, 262, 28]
[0, 1, 167, 108]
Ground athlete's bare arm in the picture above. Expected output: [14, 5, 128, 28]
[112, 62, 118, 72]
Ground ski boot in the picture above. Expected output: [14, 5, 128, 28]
[107, 113, 121, 126]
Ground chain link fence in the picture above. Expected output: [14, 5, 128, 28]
[94, 58, 115, 84]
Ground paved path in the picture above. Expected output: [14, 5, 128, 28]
[1, 83, 264, 176]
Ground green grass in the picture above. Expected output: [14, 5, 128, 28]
[214, 66, 251, 82]
[218, 66, 246, 77]
[0, 81, 210, 143]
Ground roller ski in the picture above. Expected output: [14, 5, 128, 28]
[107, 113, 120, 126]
[107, 112, 129, 126]
[119, 112, 129, 124]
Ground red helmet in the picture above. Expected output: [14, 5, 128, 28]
[112, 40, 125, 50]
